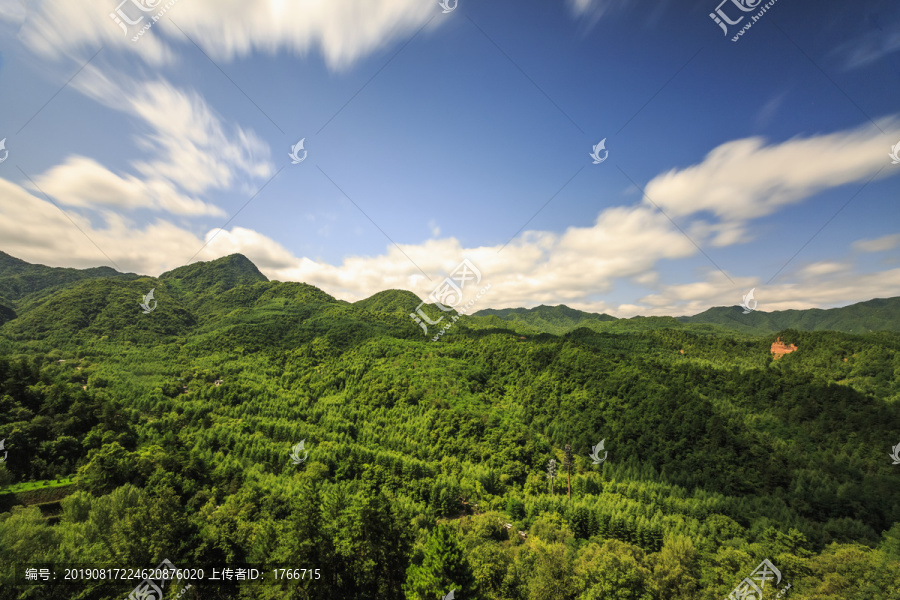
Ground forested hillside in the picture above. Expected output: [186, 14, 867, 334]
[679, 298, 900, 334]
[0, 250, 137, 309]
[0, 254, 898, 599]
[476, 297, 900, 336]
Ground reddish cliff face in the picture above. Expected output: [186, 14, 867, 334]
[770, 337, 797, 357]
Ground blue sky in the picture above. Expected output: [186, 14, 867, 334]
[0, 0, 898, 317]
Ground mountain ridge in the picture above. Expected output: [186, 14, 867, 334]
[0, 251, 897, 335]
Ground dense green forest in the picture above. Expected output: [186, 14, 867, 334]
[0, 252, 899, 599]
[476, 298, 900, 336]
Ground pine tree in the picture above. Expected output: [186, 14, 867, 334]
[564, 443, 573, 500]
[404, 523, 476, 600]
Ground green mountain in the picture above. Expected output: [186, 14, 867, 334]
[1, 251, 899, 598]
[474, 304, 617, 335]
[475, 297, 900, 336]
[353, 289, 424, 315]
[1, 277, 197, 344]
[159, 253, 269, 297]
[0, 250, 137, 309]
[679, 296, 900, 334]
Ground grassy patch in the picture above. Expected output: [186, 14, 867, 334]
[0, 476, 76, 495]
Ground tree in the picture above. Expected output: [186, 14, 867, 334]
[0, 506, 58, 568]
[648, 535, 700, 600]
[564, 443, 573, 500]
[574, 539, 652, 600]
[547, 459, 557, 495]
[404, 523, 476, 600]
[77, 442, 139, 495]
[468, 542, 510, 600]
[527, 536, 577, 600]
[322, 482, 412, 599]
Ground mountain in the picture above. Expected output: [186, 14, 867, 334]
[474, 304, 617, 335]
[1, 250, 899, 597]
[159, 253, 268, 297]
[473, 298, 900, 336]
[2, 251, 898, 337]
[0, 250, 136, 308]
[0, 253, 420, 349]
[353, 289, 424, 315]
[679, 296, 900, 334]
[1, 277, 197, 344]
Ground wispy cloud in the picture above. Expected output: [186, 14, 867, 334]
[17, 0, 437, 70]
[831, 19, 900, 71]
[852, 233, 900, 253]
[633, 265, 900, 317]
[754, 92, 786, 129]
[20, 64, 274, 218]
[72, 67, 274, 194]
[30, 156, 225, 216]
[643, 118, 900, 246]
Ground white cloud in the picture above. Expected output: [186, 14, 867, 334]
[126, 79, 273, 193]
[754, 92, 785, 129]
[21, 66, 272, 219]
[72, 67, 273, 195]
[800, 261, 849, 276]
[615, 265, 900, 318]
[0, 178, 207, 273]
[831, 21, 900, 71]
[18, 0, 437, 71]
[853, 233, 900, 253]
[30, 156, 225, 216]
[0, 0, 26, 25]
[643, 119, 900, 227]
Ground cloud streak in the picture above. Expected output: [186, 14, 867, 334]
[16, 0, 438, 70]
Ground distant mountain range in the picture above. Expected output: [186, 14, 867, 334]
[676, 298, 900, 334]
[474, 298, 900, 335]
[0, 250, 897, 337]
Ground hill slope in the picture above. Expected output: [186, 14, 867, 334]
[679, 296, 900, 334]
[0, 250, 136, 309]
[353, 289, 424, 315]
[1, 250, 899, 598]
[474, 304, 617, 335]
[159, 253, 268, 298]
[475, 298, 900, 335]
